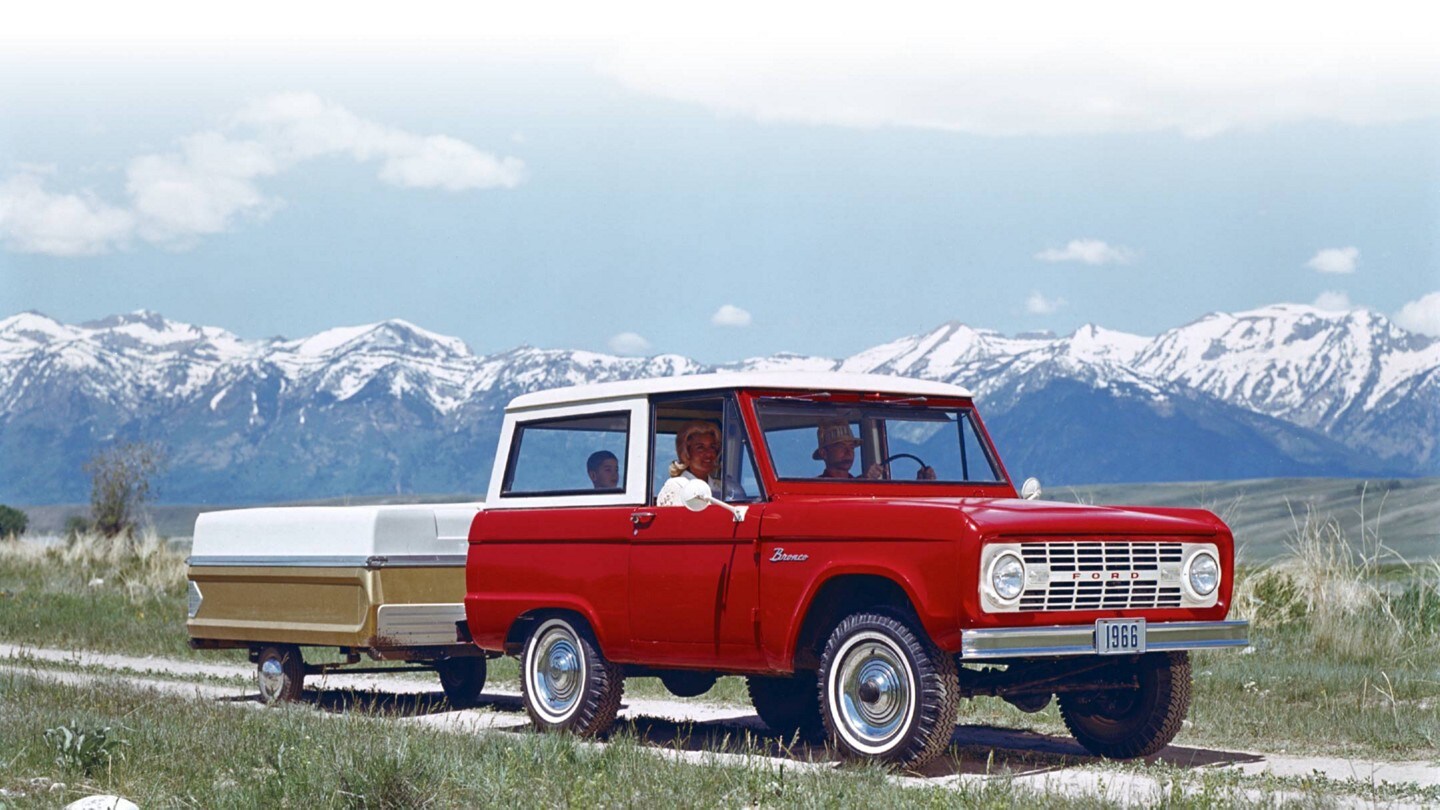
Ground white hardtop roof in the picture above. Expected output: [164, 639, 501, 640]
[507, 372, 973, 411]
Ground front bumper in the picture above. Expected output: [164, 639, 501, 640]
[960, 619, 1249, 660]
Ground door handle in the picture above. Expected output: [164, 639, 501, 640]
[630, 511, 656, 528]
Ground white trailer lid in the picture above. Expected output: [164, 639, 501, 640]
[191, 503, 484, 563]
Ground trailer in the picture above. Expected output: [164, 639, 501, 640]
[186, 503, 488, 704]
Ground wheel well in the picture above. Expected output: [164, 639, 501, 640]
[503, 608, 592, 655]
[792, 575, 916, 670]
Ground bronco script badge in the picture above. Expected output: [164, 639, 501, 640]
[769, 548, 809, 563]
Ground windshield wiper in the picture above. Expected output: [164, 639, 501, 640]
[759, 392, 833, 402]
[865, 394, 928, 405]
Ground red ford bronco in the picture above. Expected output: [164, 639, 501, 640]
[464, 372, 1248, 768]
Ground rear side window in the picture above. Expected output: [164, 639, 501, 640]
[502, 412, 630, 497]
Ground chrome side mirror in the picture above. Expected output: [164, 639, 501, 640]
[679, 478, 748, 522]
[1020, 477, 1043, 500]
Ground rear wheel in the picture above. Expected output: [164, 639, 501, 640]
[255, 644, 304, 704]
[818, 612, 958, 769]
[436, 657, 487, 707]
[746, 672, 823, 742]
[521, 616, 624, 736]
[1058, 651, 1191, 759]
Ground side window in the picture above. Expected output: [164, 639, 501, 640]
[502, 412, 629, 496]
[651, 396, 762, 504]
[722, 398, 762, 503]
[652, 398, 723, 501]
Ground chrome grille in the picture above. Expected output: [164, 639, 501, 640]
[1017, 541, 1184, 612]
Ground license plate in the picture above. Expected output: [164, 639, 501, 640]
[1096, 618, 1146, 654]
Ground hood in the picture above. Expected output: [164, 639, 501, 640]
[954, 497, 1225, 537]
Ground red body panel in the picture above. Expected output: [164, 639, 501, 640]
[465, 386, 1239, 674]
[465, 506, 632, 654]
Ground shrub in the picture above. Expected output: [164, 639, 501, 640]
[85, 441, 166, 538]
[45, 722, 128, 775]
[0, 503, 27, 538]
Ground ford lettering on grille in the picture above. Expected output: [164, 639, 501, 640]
[1018, 541, 1184, 611]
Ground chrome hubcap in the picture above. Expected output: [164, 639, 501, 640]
[531, 624, 585, 720]
[258, 657, 286, 699]
[833, 634, 914, 749]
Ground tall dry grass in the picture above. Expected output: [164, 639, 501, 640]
[1231, 500, 1440, 665]
[0, 531, 187, 604]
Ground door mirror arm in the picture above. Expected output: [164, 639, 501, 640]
[679, 478, 748, 523]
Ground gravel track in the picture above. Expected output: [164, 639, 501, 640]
[3, 643, 1436, 806]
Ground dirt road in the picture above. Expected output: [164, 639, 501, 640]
[3, 643, 1435, 806]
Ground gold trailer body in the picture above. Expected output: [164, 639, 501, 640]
[187, 558, 469, 658]
[186, 503, 487, 703]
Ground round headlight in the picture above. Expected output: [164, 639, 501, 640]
[990, 552, 1025, 602]
[1187, 552, 1220, 597]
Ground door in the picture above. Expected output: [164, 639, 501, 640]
[627, 393, 766, 666]
[627, 503, 765, 659]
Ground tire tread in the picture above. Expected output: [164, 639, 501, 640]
[746, 673, 824, 742]
[818, 611, 959, 769]
[521, 617, 624, 738]
[1059, 651, 1191, 759]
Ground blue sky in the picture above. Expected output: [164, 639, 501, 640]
[2, 4, 1438, 362]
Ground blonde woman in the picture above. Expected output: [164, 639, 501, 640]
[656, 420, 722, 506]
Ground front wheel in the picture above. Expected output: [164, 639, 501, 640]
[1058, 651, 1191, 759]
[818, 612, 958, 769]
[521, 616, 624, 736]
[436, 657, 487, 707]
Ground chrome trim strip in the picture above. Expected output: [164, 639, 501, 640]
[960, 620, 1249, 660]
[366, 555, 468, 569]
[186, 555, 467, 569]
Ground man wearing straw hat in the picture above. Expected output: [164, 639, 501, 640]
[814, 420, 936, 480]
[813, 420, 884, 479]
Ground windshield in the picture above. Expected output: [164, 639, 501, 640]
[755, 399, 1005, 484]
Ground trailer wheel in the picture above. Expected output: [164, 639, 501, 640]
[746, 673, 823, 742]
[818, 611, 958, 769]
[521, 616, 623, 736]
[1059, 651, 1191, 759]
[436, 657, 488, 707]
[256, 645, 304, 704]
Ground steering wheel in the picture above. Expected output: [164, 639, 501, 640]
[882, 453, 929, 475]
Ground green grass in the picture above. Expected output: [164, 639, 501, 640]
[3, 673, 1421, 809]
[0, 675, 1035, 808]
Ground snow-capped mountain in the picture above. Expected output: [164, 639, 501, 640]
[0, 305, 1433, 505]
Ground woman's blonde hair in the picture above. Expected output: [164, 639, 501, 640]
[668, 420, 721, 478]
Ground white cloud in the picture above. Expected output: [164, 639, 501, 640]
[1312, 291, 1354, 312]
[598, 25, 1440, 139]
[235, 93, 525, 191]
[608, 331, 652, 355]
[1025, 291, 1066, 315]
[126, 132, 278, 246]
[0, 93, 524, 257]
[1305, 246, 1359, 274]
[710, 304, 752, 327]
[1034, 239, 1136, 266]
[6, 6, 1438, 138]
[0, 172, 136, 256]
[1395, 291, 1440, 337]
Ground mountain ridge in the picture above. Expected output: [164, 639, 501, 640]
[1, 304, 1434, 504]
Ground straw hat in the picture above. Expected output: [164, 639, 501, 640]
[812, 420, 862, 460]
